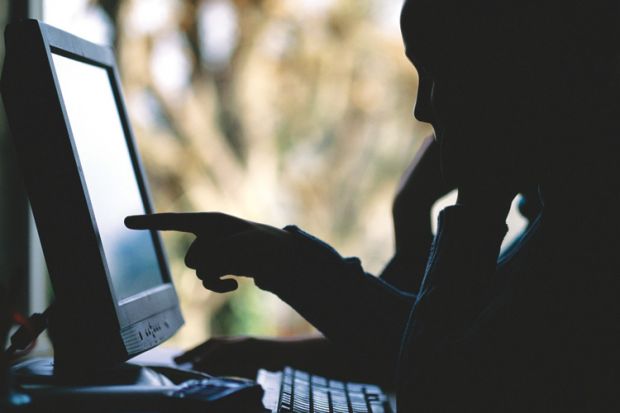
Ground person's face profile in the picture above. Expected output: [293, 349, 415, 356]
[400, 2, 460, 141]
[400, 0, 438, 127]
[400, 0, 466, 184]
[399, 0, 541, 188]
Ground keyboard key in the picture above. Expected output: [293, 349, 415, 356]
[331, 392, 348, 407]
[329, 380, 345, 390]
[332, 403, 350, 413]
[364, 385, 381, 394]
[346, 383, 364, 393]
[293, 400, 310, 412]
[294, 370, 309, 381]
[369, 402, 385, 413]
[350, 393, 369, 413]
[313, 389, 330, 409]
[312, 375, 328, 386]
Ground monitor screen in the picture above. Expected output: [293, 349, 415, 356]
[52, 53, 163, 302]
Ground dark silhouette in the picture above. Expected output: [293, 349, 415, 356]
[1, 285, 10, 403]
[127, 1, 620, 411]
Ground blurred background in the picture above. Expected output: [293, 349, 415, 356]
[40, 0, 433, 348]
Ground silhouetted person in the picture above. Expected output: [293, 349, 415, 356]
[126, 1, 620, 411]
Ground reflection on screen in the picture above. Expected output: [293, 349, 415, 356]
[52, 53, 163, 301]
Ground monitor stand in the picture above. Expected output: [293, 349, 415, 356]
[11, 304, 210, 387]
[11, 357, 176, 387]
[9, 358, 212, 413]
[8, 305, 178, 387]
[9, 326, 265, 411]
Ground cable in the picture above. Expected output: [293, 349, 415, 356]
[5, 304, 54, 359]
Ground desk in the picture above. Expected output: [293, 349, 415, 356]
[11, 349, 397, 412]
[9, 351, 269, 412]
[129, 347, 187, 369]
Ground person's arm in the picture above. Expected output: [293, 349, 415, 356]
[125, 213, 415, 384]
[396, 184, 515, 411]
[268, 226, 416, 383]
[174, 335, 395, 384]
[167, 136, 450, 382]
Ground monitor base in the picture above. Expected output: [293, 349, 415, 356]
[10, 357, 267, 412]
[11, 357, 174, 387]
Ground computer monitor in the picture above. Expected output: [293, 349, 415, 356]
[1, 20, 183, 374]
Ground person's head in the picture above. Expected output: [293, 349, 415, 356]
[400, 1, 620, 193]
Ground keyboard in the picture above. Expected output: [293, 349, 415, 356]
[257, 366, 392, 413]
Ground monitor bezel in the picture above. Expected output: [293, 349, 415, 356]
[1, 19, 183, 367]
[44, 28, 177, 327]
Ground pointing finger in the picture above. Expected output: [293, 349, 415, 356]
[126, 212, 252, 237]
[125, 213, 205, 234]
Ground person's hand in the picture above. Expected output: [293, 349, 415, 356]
[174, 336, 389, 384]
[174, 336, 292, 378]
[125, 213, 319, 293]
[456, 180, 517, 224]
[392, 135, 453, 251]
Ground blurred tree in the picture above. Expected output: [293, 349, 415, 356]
[89, 0, 431, 345]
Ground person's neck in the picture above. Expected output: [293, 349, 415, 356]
[539, 145, 620, 219]
[535, 113, 620, 217]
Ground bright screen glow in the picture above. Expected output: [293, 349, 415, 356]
[52, 53, 163, 301]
